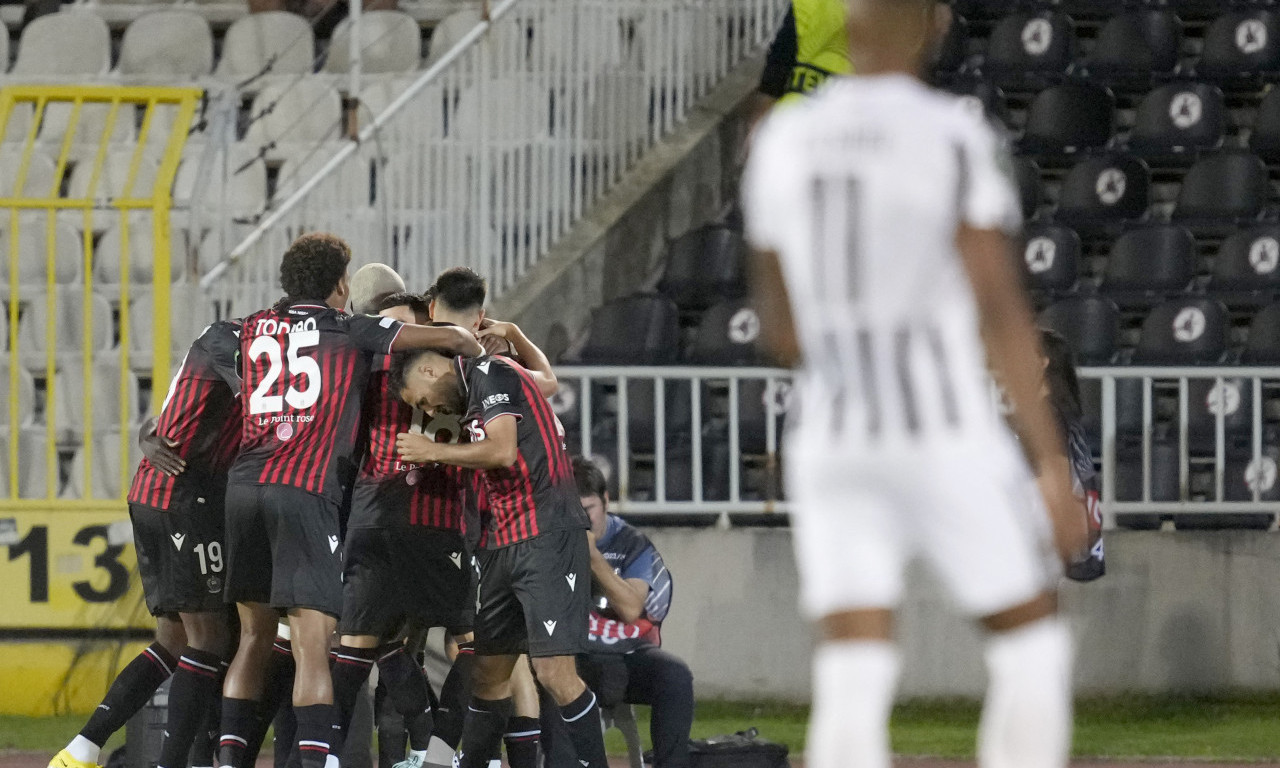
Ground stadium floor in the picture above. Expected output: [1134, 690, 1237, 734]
[0, 757, 1272, 768]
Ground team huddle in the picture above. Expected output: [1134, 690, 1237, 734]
[49, 235, 620, 768]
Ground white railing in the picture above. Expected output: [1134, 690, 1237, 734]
[195, 0, 787, 316]
[557, 366, 1280, 528]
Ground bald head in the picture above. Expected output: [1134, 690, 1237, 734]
[349, 263, 406, 315]
[846, 0, 945, 76]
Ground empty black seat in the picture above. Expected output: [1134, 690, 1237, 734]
[1186, 376, 1254, 450]
[947, 81, 1010, 127]
[1015, 157, 1044, 219]
[1172, 152, 1269, 226]
[1020, 222, 1081, 294]
[1133, 298, 1229, 364]
[685, 298, 766, 366]
[1223, 447, 1280, 505]
[932, 12, 969, 75]
[657, 225, 748, 312]
[951, 0, 1020, 21]
[984, 11, 1076, 89]
[571, 294, 681, 365]
[1020, 84, 1115, 162]
[1197, 10, 1280, 86]
[1243, 303, 1280, 363]
[1038, 295, 1120, 364]
[1055, 154, 1150, 233]
[1115, 439, 1178, 529]
[1085, 10, 1182, 89]
[1078, 376, 1145, 455]
[1100, 225, 1196, 306]
[1208, 225, 1280, 307]
[1128, 82, 1225, 162]
[1248, 87, 1280, 166]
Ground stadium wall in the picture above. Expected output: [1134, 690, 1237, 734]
[648, 527, 1280, 700]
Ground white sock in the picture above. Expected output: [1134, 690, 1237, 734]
[487, 760, 501, 768]
[67, 735, 101, 764]
[325, 754, 341, 768]
[978, 617, 1073, 768]
[808, 641, 900, 768]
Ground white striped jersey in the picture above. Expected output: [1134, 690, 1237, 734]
[742, 73, 1022, 448]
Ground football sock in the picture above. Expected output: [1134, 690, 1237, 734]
[375, 679, 408, 768]
[808, 641, 899, 768]
[250, 638, 297, 768]
[218, 696, 262, 768]
[77, 642, 178, 757]
[502, 716, 540, 768]
[330, 645, 378, 757]
[454, 697, 511, 768]
[294, 703, 337, 768]
[187, 660, 227, 768]
[377, 644, 435, 751]
[433, 642, 474, 749]
[558, 689, 608, 768]
[978, 618, 1073, 768]
[157, 648, 224, 768]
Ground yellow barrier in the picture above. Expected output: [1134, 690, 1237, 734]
[0, 640, 151, 716]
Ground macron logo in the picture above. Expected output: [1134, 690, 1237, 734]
[449, 552, 463, 569]
[543, 620, 557, 636]
[566, 573, 577, 591]
[379, 317, 395, 328]
[170, 533, 186, 551]
[477, 361, 492, 375]
[328, 535, 340, 553]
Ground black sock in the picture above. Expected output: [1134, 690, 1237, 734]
[294, 703, 336, 768]
[503, 716, 541, 768]
[559, 690, 608, 768]
[187, 660, 227, 767]
[80, 642, 177, 746]
[376, 644, 435, 751]
[374, 679, 407, 768]
[219, 696, 261, 768]
[455, 697, 511, 768]
[434, 642, 474, 749]
[330, 645, 378, 757]
[157, 649, 224, 768]
[251, 639, 296, 768]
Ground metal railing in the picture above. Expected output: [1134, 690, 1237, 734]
[195, 0, 787, 315]
[557, 366, 1280, 528]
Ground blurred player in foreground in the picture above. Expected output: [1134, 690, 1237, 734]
[742, 1, 1087, 767]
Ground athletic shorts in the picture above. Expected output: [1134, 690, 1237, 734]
[339, 525, 474, 637]
[223, 483, 344, 616]
[130, 490, 226, 616]
[474, 527, 591, 658]
[786, 433, 1061, 620]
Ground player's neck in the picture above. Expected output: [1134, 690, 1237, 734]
[850, 49, 922, 79]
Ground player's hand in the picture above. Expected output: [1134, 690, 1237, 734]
[141, 434, 186, 477]
[477, 321, 519, 357]
[443, 325, 484, 357]
[479, 333, 511, 357]
[1037, 455, 1089, 566]
[396, 432, 440, 464]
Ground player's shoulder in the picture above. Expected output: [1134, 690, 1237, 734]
[194, 318, 242, 347]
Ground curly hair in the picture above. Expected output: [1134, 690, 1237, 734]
[432, 267, 487, 312]
[279, 233, 352, 302]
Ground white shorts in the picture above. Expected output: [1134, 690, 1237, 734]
[786, 434, 1060, 619]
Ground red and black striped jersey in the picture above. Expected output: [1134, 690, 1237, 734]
[457, 356, 588, 548]
[350, 357, 468, 532]
[128, 321, 242, 510]
[229, 302, 404, 503]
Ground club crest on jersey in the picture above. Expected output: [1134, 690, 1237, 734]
[406, 469, 421, 486]
[207, 576, 222, 594]
[566, 573, 577, 591]
[170, 533, 186, 551]
[276, 422, 295, 441]
[543, 620, 557, 636]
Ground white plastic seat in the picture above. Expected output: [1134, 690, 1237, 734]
[357, 77, 446, 142]
[0, 360, 36, 429]
[0, 426, 53, 499]
[117, 11, 215, 80]
[325, 11, 420, 74]
[2, 103, 36, 144]
[38, 101, 138, 150]
[274, 144, 373, 208]
[95, 212, 184, 291]
[452, 77, 552, 142]
[54, 358, 141, 442]
[244, 80, 344, 159]
[17, 289, 114, 372]
[0, 148, 58, 197]
[424, 7, 482, 66]
[68, 149, 161, 202]
[0, 19, 9, 73]
[62, 429, 144, 500]
[129, 286, 216, 370]
[0, 216, 83, 292]
[11, 11, 111, 77]
[174, 143, 268, 218]
[214, 12, 316, 81]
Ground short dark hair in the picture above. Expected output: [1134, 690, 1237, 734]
[432, 267, 487, 312]
[573, 455, 608, 500]
[1040, 327, 1081, 423]
[279, 233, 351, 302]
[376, 291, 432, 324]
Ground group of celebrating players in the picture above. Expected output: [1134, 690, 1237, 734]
[49, 233, 614, 768]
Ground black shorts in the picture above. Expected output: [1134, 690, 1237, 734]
[224, 483, 344, 616]
[130, 491, 226, 616]
[475, 527, 591, 658]
[339, 526, 474, 637]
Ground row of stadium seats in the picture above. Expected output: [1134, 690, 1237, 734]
[952, 0, 1280, 23]
[0, 425, 143, 499]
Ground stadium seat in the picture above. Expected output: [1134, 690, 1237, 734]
[1014, 157, 1043, 219]
[1243, 302, 1280, 363]
[325, 11, 421, 74]
[684, 298, 766, 366]
[0, 216, 83, 292]
[214, 12, 316, 82]
[451, 77, 554, 142]
[68, 150, 161, 202]
[1038, 295, 1120, 365]
[950, 0, 1019, 22]
[931, 12, 969, 76]
[1133, 297, 1229, 365]
[607, 378, 693, 454]
[1084, 10, 1182, 89]
[173, 143, 269, 218]
[116, 11, 215, 81]
[1, 102, 34, 145]
[53, 359, 141, 442]
[62, 430, 144, 500]
[982, 11, 1075, 90]
[1019, 84, 1115, 163]
[947, 81, 1009, 127]
[569, 294, 681, 365]
[37, 101, 137, 150]
[244, 81, 344, 160]
[1128, 82, 1226, 163]
[1172, 152, 1269, 227]
[11, 11, 110, 77]
[0, 19, 7, 74]
[1054, 154, 1150, 233]
[130, 287, 218, 370]
[1208, 225, 1280, 308]
[1099, 225, 1196, 307]
[1222, 448, 1280, 511]
[1196, 10, 1280, 86]
[274, 146, 374, 208]
[657, 225, 748, 312]
[1247, 87, 1280, 166]
[1019, 222, 1081, 295]
[17, 289, 114, 371]
[1115, 439, 1178, 528]
[0, 148, 57, 198]
[0, 427, 52, 499]
[95, 213, 183, 291]
[1186, 376, 1253, 451]
[357, 78, 448, 142]
[0, 362, 37, 429]
[425, 7, 484, 66]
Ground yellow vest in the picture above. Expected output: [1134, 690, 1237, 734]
[779, 0, 853, 105]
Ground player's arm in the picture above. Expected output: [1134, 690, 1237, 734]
[586, 532, 650, 624]
[477, 321, 558, 397]
[746, 5, 796, 127]
[137, 417, 186, 477]
[396, 414, 518, 469]
[750, 249, 801, 367]
[391, 323, 484, 357]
